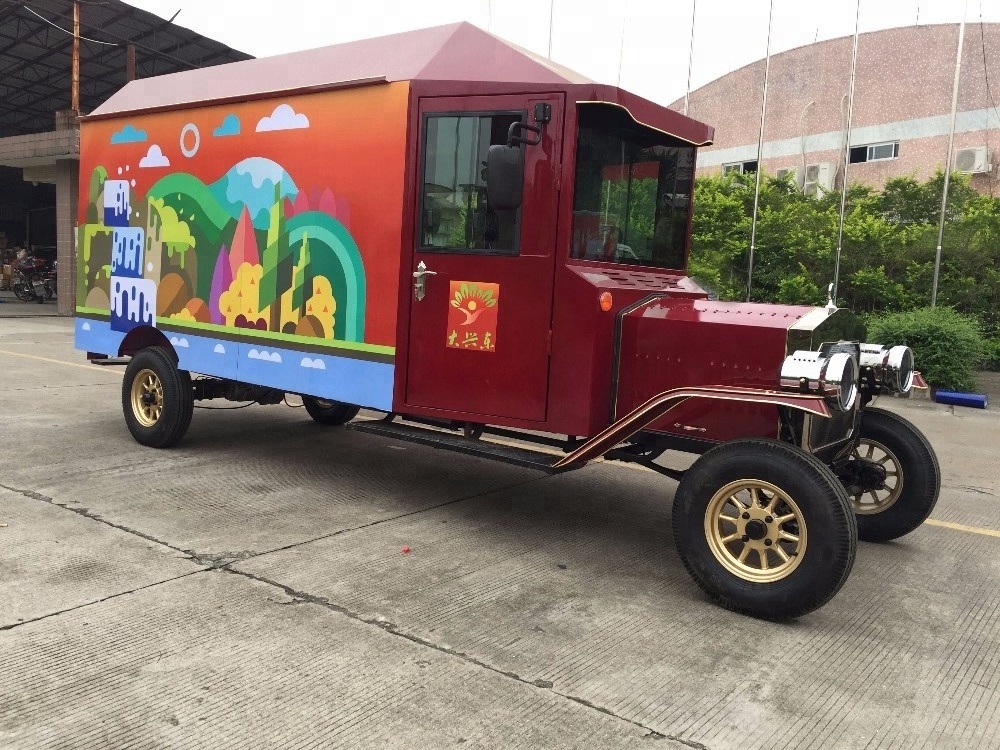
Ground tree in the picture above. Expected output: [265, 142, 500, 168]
[689, 171, 1000, 333]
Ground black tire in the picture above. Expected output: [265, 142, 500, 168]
[122, 347, 194, 448]
[12, 274, 32, 301]
[302, 396, 359, 425]
[847, 407, 941, 542]
[672, 439, 857, 619]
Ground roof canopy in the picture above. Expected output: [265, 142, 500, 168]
[91, 22, 598, 117]
[86, 21, 712, 147]
[0, 0, 252, 137]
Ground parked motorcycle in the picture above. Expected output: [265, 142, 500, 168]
[12, 254, 54, 303]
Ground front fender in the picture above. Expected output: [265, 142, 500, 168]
[554, 386, 830, 469]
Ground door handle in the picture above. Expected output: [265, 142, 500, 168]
[413, 260, 437, 301]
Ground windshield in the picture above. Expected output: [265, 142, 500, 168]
[570, 104, 695, 270]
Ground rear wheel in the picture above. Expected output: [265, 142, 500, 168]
[302, 396, 359, 425]
[12, 273, 32, 301]
[122, 347, 193, 448]
[845, 407, 940, 542]
[672, 439, 856, 619]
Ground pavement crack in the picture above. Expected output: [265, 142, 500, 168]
[0, 482, 200, 563]
[221, 472, 557, 566]
[220, 567, 693, 747]
[955, 485, 996, 496]
[185, 550, 260, 567]
[0, 569, 205, 632]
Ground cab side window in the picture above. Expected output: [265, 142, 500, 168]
[421, 113, 521, 254]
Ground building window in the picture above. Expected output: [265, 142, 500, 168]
[420, 112, 522, 253]
[850, 142, 899, 164]
[723, 160, 758, 174]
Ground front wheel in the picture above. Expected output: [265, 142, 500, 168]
[302, 396, 359, 425]
[122, 347, 194, 448]
[672, 439, 857, 619]
[843, 407, 940, 542]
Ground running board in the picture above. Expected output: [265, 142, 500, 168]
[347, 419, 576, 473]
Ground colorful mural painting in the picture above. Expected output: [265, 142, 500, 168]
[76, 85, 410, 410]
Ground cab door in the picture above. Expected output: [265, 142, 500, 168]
[403, 94, 563, 422]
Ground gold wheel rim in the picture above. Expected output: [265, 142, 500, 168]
[130, 368, 164, 428]
[850, 439, 903, 515]
[704, 479, 808, 583]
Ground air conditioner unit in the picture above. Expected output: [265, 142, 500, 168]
[776, 167, 803, 188]
[803, 162, 832, 196]
[955, 146, 992, 174]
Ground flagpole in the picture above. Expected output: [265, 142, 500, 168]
[932, 7, 968, 307]
[684, 0, 697, 116]
[746, 0, 774, 302]
[547, 0, 554, 57]
[616, 0, 628, 87]
[833, 0, 861, 304]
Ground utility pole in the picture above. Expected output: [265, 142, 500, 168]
[127, 43, 136, 81]
[72, 0, 80, 112]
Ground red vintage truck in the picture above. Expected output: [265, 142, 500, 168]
[75, 23, 939, 619]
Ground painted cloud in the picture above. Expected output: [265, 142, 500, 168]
[110, 124, 148, 144]
[300, 357, 327, 370]
[213, 114, 241, 137]
[169, 336, 190, 348]
[247, 349, 282, 363]
[213, 344, 227, 354]
[256, 104, 309, 132]
[139, 144, 170, 168]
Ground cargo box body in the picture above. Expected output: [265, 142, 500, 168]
[76, 82, 409, 411]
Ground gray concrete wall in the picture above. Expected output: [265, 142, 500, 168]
[55, 159, 78, 315]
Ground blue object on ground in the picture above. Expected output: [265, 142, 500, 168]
[934, 390, 988, 409]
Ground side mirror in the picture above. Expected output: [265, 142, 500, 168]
[486, 144, 523, 211]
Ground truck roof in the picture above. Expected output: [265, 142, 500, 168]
[90, 22, 593, 117]
[87, 22, 713, 146]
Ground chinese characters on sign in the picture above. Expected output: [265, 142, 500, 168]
[446, 281, 499, 353]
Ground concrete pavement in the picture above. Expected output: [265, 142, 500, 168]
[1, 316, 999, 749]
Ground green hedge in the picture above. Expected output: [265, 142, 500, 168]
[982, 338, 1000, 372]
[866, 307, 985, 392]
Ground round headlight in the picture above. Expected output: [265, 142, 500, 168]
[885, 345, 914, 393]
[824, 352, 858, 411]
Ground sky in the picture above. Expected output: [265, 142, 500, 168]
[122, 0, 1000, 107]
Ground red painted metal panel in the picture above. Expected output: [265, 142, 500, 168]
[616, 298, 818, 442]
[547, 264, 709, 436]
[402, 94, 564, 422]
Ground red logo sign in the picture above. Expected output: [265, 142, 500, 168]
[446, 281, 499, 352]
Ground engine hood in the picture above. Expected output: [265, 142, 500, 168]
[614, 298, 865, 418]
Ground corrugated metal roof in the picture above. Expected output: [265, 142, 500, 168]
[0, 0, 252, 137]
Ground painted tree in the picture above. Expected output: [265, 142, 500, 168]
[209, 245, 233, 325]
[260, 182, 294, 331]
[228, 206, 259, 277]
[302, 275, 336, 338]
[279, 232, 310, 332]
[218, 262, 269, 328]
[148, 197, 196, 272]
